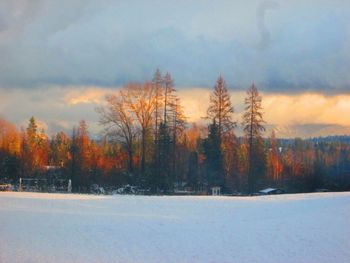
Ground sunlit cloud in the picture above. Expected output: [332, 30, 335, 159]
[180, 88, 350, 138]
[1, 86, 350, 138]
[263, 93, 350, 127]
[180, 89, 350, 126]
[177, 88, 211, 123]
[64, 87, 116, 105]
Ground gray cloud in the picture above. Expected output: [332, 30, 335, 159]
[0, 0, 41, 32]
[0, 0, 349, 93]
[256, 0, 279, 50]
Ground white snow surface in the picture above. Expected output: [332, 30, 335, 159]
[1, 192, 350, 263]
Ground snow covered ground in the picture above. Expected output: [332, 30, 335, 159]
[1, 192, 350, 263]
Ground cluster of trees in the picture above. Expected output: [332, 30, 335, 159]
[1, 70, 350, 194]
[97, 70, 186, 191]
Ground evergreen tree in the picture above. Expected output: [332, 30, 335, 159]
[206, 75, 236, 190]
[70, 127, 80, 190]
[69, 120, 91, 191]
[21, 117, 49, 176]
[203, 120, 224, 186]
[206, 75, 236, 138]
[50, 131, 70, 167]
[152, 69, 164, 185]
[26, 117, 38, 146]
[242, 83, 266, 194]
[152, 68, 164, 142]
[157, 122, 172, 191]
[163, 72, 175, 125]
[169, 97, 186, 184]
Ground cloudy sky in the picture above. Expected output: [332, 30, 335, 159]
[0, 0, 349, 137]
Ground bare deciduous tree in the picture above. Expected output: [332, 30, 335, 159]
[123, 82, 157, 176]
[97, 93, 136, 174]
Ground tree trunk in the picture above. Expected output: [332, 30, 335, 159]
[141, 129, 146, 177]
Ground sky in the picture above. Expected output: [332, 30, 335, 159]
[0, 0, 349, 138]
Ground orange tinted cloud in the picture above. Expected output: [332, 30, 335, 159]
[263, 93, 350, 126]
[44, 86, 350, 129]
[177, 88, 246, 123]
[64, 87, 116, 105]
[1, 86, 350, 137]
[179, 88, 350, 128]
[177, 88, 211, 123]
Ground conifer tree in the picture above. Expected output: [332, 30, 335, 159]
[206, 75, 236, 189]
[206, 75, 236, 138]
[152, 68, 164, 143]
[69, 120, 92, 190]
[152, 69, 164, 184]
[242, 83, 265, 194]
[157, 122, 172, 190]
[203, 120, 224, 186]
[26, 117, 38, 146]
[22, 117, 48, 176]
[163, 72, 175, 126]
[169, 97, 186, 183]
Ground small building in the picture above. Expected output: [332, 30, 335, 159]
[211, 186, 221, 196]
[259, 188, 284, 195]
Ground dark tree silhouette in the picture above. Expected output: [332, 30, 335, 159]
[242, 83, 265, 194]
[203, 120, 224, 187]
[206, 75, 236, 138]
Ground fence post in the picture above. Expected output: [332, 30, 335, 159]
[68, 180, 72, 193]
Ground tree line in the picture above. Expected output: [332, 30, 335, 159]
[1, 70, 350, 194]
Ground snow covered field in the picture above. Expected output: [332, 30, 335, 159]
[1, 192, 350, 263]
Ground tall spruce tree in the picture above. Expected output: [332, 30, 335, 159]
[26, 117, 38, 146]
[152, 69, 163, 141]
[163, 72, 175, 126]
[206, 75, 236, 138]
[206, 75, 236, 189]
[157, 122, 172, 191]
[203, 120, 224, 186]
[152, 69, 164, 185]
[70, 120, 91, 189]
[242, 83, 265, 194]
[169, 97, 186, 184]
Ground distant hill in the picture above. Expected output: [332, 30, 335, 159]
[237, 135, 350, 145]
